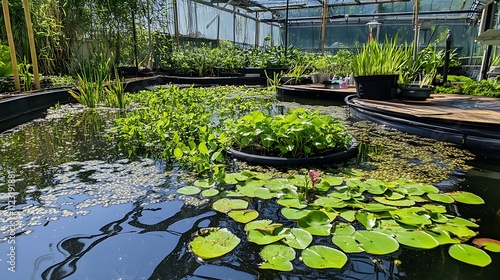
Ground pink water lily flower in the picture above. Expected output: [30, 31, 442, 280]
[308, 170, 320, 187]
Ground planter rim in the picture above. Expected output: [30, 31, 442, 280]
[228, 138, 358, 167]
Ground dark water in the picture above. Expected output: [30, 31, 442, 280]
[0, 103, 499, 280]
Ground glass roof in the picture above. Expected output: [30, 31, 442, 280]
[207, 0, 484, 22]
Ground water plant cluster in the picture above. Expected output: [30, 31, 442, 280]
[227, 108, 352, 157]
[112, 86, 276, 174]
[183, 169, 498, 271]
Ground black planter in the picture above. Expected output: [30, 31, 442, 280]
[399, 85, 434, 101]
[228, 139, 358, 167]
[354, 74, 398, 100]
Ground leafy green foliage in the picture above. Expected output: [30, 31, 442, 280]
[352, 38, 407, 76]
[226, 108, 353, 158]
[0, 44, 13, 77]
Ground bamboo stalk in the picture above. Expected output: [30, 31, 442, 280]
[2, 0, 20, 91]
[23, 0, 40, 89]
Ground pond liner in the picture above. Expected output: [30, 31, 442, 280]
[0, 88, 74, 133]
[277, 85, 353, 101]
[344, 94, 500, 159]
[228, 139, 358, 167]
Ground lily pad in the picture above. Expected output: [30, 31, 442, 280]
[321, 176, 344, 186]
[281, 228, 313, 250]
[332, 223, 356, 235]
[277, 198, 308, 209]
[374, 197, 415, 207]
[189, 228, 240, 259]
[297, 211, 332, 236]
[395, 231, 440, 249]
[244, 219, 282, 232]
[201, 189, 219, 197]
[408, 195, 428, 203]
[228, 209, 259, 223]
[332, 235, 364, 253]
[212, 198, 248, 213]
[355, 211, 377, 230]
[439, 224, 477, 239]
[301, 245, 348, 269]
[247, 228, 285, 245]
[354, 231, 399, 255]
[259, 244, 295, 272]
[223, 173, 248, 184]
[265, 178, 289, 190]
[448, 217, 479, 228]
[314, 197, 347, 208]
[427, 193, 454, 204]
[384, 191, 406, 200]
[366, 184, 388, 195]
[177, 186, 201, 195]
[447, 191, 485, 205]
[422, 204, 447, 214]
[362, 203, 397, 213]
[425, 229, 460, 245]
[448, 244, 492, 267]
[280, 208, 311, 220]
[390, 207, 432, 227]
[194, 179, 215, 188]
[472, 238, 500, 253]
[338, 209, 357, 222]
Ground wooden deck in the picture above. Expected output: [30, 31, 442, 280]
[352, 94, 500, 125]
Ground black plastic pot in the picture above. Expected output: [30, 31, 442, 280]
[228, 139, 358, 167]
[399, 85, 434, 101]
[354, 74, 398, 100]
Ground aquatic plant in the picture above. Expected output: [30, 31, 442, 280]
[226, 108, 353, 158]
[183, 169, 497, 271]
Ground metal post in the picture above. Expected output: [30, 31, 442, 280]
[284, 0, 289, 56]
[443, 30, 452, 83]
[412, 0, 420, 62]
[173, 0, 180, 44]
[2, 0, 20, 91]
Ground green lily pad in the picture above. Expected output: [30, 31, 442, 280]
[177, 186, 201, 195]
[375, 219, 416, 235]
[408, 195, 428, 203]
[212, 198, 248, 213]
[189, 228, 240, 259]
[328, 190, 351, 201]
[354, 231, 400, 255]
[201, 189, 219, 197]
[374, 197, 415, 207]
[265, 178, 289, 190]
[255, 173, 272, 180]
[362, 203, 397, 213]
[384, 191, 406, 200]
[448, 244, 492, 267]
[355, 211, 377, 230]
[244, 219, 282, 232]
[254, 187, 274, 200]
[228, 209, 259, 223]
[332, 223, 356, 235]
[332, 235, 364, 253]
[439, 224, 477, 239]
[281, 228, 313, 250]
[320, 209, 339, 221]
[427, 193, 455, 204]
[448, 217, 479, 228]
[338, 209, 357, 222]
[277, 198, 308, 209]
[422, 204, 447, 213]
[366, 184, 388, 195]
[425, 229, 460, 245]
[390, 207, 432, 227]
[401, 184, 426, 196]
[259, 244, 295, 271]
[297, 211, 332, 236]
[472, 238, 500, 253]
[321, 176, 344, 186]
[223, 173, 248, 184]
[280, 208, 311, 220]
[314, 197, 347, 208]
[447, 191, 485, 205]
[245, 179, 266, 188]
[430, 212, 449, 223]
[247, 228, 285, 245]
[301, 245, 348, 269]
[194, 179, 215, 188]
[395, 231, 440, 249]
[414, 184, 439, 194]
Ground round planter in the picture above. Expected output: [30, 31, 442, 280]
[399, 85, 434, 101]
[228, 139, 358, 167]
[354, 74, 398, 100]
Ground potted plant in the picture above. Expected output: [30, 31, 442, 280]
[351, 38, 407, 100]
[224, 108, 357, 166]
[311, 55, 332, 84]
[398, 46, 436, 101]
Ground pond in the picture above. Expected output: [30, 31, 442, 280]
[0, 86, 499, 280]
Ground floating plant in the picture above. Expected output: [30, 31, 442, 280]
[189, 228, 241, 259]
[183, 170, 498, 271]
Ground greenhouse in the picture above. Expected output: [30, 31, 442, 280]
[1, 1, 500, 280]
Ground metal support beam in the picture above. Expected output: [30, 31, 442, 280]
[479, 3, 495, 80]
